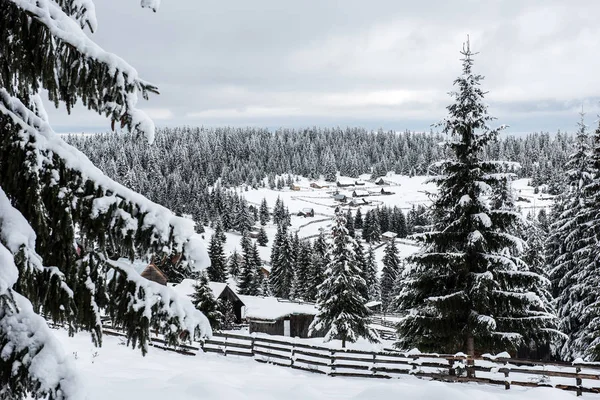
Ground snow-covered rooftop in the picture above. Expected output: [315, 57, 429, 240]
[382, 231, 398, 239]
[353, 189, 370, 196]
[169, 278, 229, 299]
[239, 295, 317, 321]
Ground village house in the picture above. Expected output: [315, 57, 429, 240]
[239, 296, 321, 338]
[333, 193, 347, 202]
[336, 180, 354, 188]
[382, 231, 398, 242]
[290, 183, 301, 191]
[297, 207, 315, 217]
[375, 177, 387, 185]
[354, 180, 365, 186]
[380, 187, 394, 195]
[352, 189, 370, 198]
[309, 182, 329, 189]
[349, 198, 369, 207]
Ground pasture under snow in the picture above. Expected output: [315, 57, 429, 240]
[52, 329, 584, 400]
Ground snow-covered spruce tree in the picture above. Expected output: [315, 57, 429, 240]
[259, 198, 270, 226]
[292, 240, 312, 300]
[366, 245, 380, 301]
[354, 208, 364, 230]
[353, 239, 369, 302]
[380, 238, 400, 311]
[191, 272, 223, 331]
[306, 231, 328, 301]
[0, 2, 210, 399]
[207, 233, 228, 283]
[270, 226, 295, 299]
[309, 210, 378, 348]
[396, 40, 557, 356]
[345, 208, 355, 237]
[228, 250, 241, 281]
[238, 234, 260, 296]
[218, 299, 236, 330]
[257, 226, 269, 246]
[551, 114, 600, 360]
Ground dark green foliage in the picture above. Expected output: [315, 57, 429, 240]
[191, 273, 223, 331]
[380, 239, 400, 310]
[218, 299, 237, 330]
[309, 210, 377, 348]
[270, 228, 295, 299]
[228, 250, 241, 280]
[292, 240, 313, 300]
[259, 198, 270, 225]
[345, 208, 355, 237]
[257, 226, 269, 246]
[396, 41, 556, 356]
[354, 208, 363, 230]
[207, 233, 228, 282]
[306, 231, 327, 302]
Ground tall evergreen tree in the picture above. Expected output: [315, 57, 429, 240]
[353, 240, 369, 301]
[0, 2, 210, 398]
[380, 238, 400, 310]
[191, 272, 223, 331]
[306, 231, 328, 301]
[550, 113, 600, 360]
[366, 245, 380, 301]
[396, 40, 557, 356]
[293, 240, 313, 300]
[257, 226, 269, 246]
[270, 226, 295, 299]
[207, 233, 228, 282]
[309, 211, 378, 347]
[354, 208, 364, 230]
[259, 198, 270, 225]
[345, 208, 355, 237]
[228, 250, 241, 281]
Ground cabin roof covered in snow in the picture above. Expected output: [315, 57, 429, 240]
[239, 295, 317, 320]
[382, 231, 398, 238]
[353, 189, 370, 196]
[169, 278, 229, 299]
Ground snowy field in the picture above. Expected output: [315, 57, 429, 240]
[51, 329, 584, 400]
[198, 173, 553, 279]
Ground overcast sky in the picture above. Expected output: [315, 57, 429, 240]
[46, 0, 600, 135]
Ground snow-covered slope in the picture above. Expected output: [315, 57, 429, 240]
[56, 329, 579, 400]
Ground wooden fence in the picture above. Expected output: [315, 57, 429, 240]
[201, 332, 600, 396]
[100, 325, 600, 396]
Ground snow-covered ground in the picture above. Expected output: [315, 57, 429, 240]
[53, 329, 583, 400]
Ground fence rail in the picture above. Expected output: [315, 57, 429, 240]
[200, 332, 600, 396]
[100, 325, 600, 396]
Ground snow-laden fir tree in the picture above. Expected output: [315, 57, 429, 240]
[306, 231, 328, 301]
[380, 238, 400, 311]
[0, 2, 211, 399]
[207, 233, 228, 283]
[257, 226, 269, 246]
[396, 40, 557, 356]
[292, 240, 312, 300]
[354, 208, 364, 230]
[219, 299, 237, 330]
[310, 210, 378, 347]
[353, 239, 369, 301]
[191, 272, 223, 331]
[259, 198, 270, 225]
[234, 199, 254, 233]
[228, 250, 241, 281]
[550, 114, 600, 360]
[270, 226, 295, 299]
[366, 245, 380, 301]
[345, 208, 355, 237]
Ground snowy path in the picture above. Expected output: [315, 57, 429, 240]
[53, 330, 584, 400]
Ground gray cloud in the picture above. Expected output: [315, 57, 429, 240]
[44, 0, 600, 134]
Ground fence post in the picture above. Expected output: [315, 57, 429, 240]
[200, 339, 205, 353]
[466, 356, 475, 378]
[448, 358, 455, 377]
[503, 361, 510, 390]
[223, 333, 227, 356]
[330, 350, 336, 376]
[250, 336, 255, 356]
[291, 345, 295, 367]
[372, 353, 377, 375]
[576, 365, 582, 397]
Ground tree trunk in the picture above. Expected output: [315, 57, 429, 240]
[467, 334, 475, 357]
[342, 337, 346, 348]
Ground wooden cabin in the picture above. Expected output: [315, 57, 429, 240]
[333, 193, 347, 202]
[239, 296, 322, 338]
[310, 182, 329, 189]
[290, 183, 301, 191]
[336, 180, 354, 188]
[375, 177, 386, 185]
[140, 263, 168, 286]
[352, 189, 370, 198]
[382, 231, 398, 242]
[297, 208, 315, 217]
[380, 188, 394, 195]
